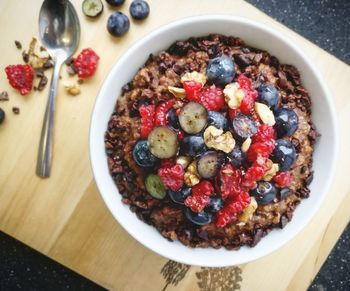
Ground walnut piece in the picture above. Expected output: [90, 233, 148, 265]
[176, 156, 192, 169]
[64, 83, 81, 96]
[238, 197, 258, 223]
[184, 161, 200, 187]
[223, 82, 245, 109]
[203, 125, 235, 153]
[262, 162, 279, 181]
[180, 71, 207, 86]
[168, 86, 186, 99]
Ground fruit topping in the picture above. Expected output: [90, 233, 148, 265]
[184, 160, 200, 187]
[271, 139, 296, 171]
[206, 56, 235, 85]
[139, 104, 155, 139]
[237, 74, 258, 114]
[273, 171, 293, 187]
[254, 102, 276, 126]
[274, 108, 299, 137]
[247, 140, 275, 162]
[241, 137, 252, 153]
[242, 159, 269, 189]
[181, 71, 207, 86]
[145, 174, 166, 199]
[181, 135, 207, 156]
[129, 0, 150, 20]
[155, 99, 175, 126]
[257, 83, 279, 109]
[199, 85, 225, 111]
[229, 145, 245, 168]
[179, 102, 208, 134]
[185, 180, 214, 212]
[216, 191, 250, 227]
[238, 197, 258, 223]
[231, 113, 257, 139]
[206, 196, 224, 213]
[166, 108, 180, 129]
[107, 11, 130, 36]
[148, 126, 178, 159]
[185, 208, 212, 226]
[203, 126, 235, 153]
[262, 162, 279, 181]
[207, 111, 228, 131]
[176, 155, 192, 169]
[182, 80, 202, 101]
[252, 124, 276, 143]
[132, 140, 157, 167]
[223, 82, 245, 109]
[168, 187, 192, 205]
[5, 64, 34, 95]
[73, 48, 100, 78]
[158, 163, 184, 192]
[216, 163, 242, 199]
[82, 0, 103, 17]
[197, 151, 221, 179]
[250, 181, 276, 205]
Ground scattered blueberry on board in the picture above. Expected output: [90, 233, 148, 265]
[206, 56, 235, 85]
[129, 0, 150, 20]
[107, 11, 130, 36]
[0, 108, 5, 124]
[106, 0, 125, 6]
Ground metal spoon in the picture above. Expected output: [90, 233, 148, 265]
[37, 0, 80, 177]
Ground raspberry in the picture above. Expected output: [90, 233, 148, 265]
[216, 163, 242, 199]
[158, 164, 184, 192]
[73, 48, 100, 78]
[139, 105, 155, 139]
[273, 172, 293, 187]
[237, 75, 258, 114]
[185, 180, 214, 212]
[247, 140, 275, 162]
[185, 195, 210, 212]
[154, 99, 176, 126]
[228, 108, 237, 120]
[199, 85, 225, 111]
[252, 124, 276, 143]
[177, 130, 185, 141]
[5, 64, 34, 95]
[160, 159, 176, 168]
[183, 80, 202, 101]
[216, 191, 250, 227]
[192, 180, 214, 197]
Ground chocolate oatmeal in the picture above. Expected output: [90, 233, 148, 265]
[104, 34, 318, 249]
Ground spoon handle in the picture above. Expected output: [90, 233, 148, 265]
[36, 60, 62, 177]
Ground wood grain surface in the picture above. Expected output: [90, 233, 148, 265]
[0, 0, 349, 290]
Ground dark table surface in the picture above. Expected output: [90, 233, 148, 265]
[1, 0, 349, 290]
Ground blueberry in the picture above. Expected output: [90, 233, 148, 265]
[107, 12, 130, 36]
[206, 56, 235, 86]
[0, 108, 5, 124]
[181, 135, 207, 156]
[132, 140, 157, 167]
[205, 197, 224, 213]
[271, 139, 296, 171]
[274, 108, 299, 137]
[208, 111, 228, 131]
[250, 181, 276, 205]
[232, 113, 257, 139]
[185, 208, 212, 226]
[129, 0, 150, 20]
[166, 108, 180, 130]
[229, 145, 245, 168]
[168, 187, 191, 205]
[257, 84, 279, 109]
[106, 0, 125, 6]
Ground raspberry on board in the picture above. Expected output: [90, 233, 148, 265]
[139, 104, 155, 139]
[5, 64, 34, 95]
[199, 85, 225, 111]
[73, 48, 100, 78]
[183, 80, 202, 101]
[154, 99, 176, 126]
[158, 164, 184, 192]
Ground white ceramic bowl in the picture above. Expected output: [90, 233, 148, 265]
[90, 15, 338, 267]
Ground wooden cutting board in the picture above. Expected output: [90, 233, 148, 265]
[0, 0, 349, 290]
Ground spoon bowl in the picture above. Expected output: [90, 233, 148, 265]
[37, 0, 80, 177]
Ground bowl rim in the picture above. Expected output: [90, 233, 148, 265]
[89, 14, 339, 267]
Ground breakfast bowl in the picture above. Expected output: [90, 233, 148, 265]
[89, 15, 338, 267]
